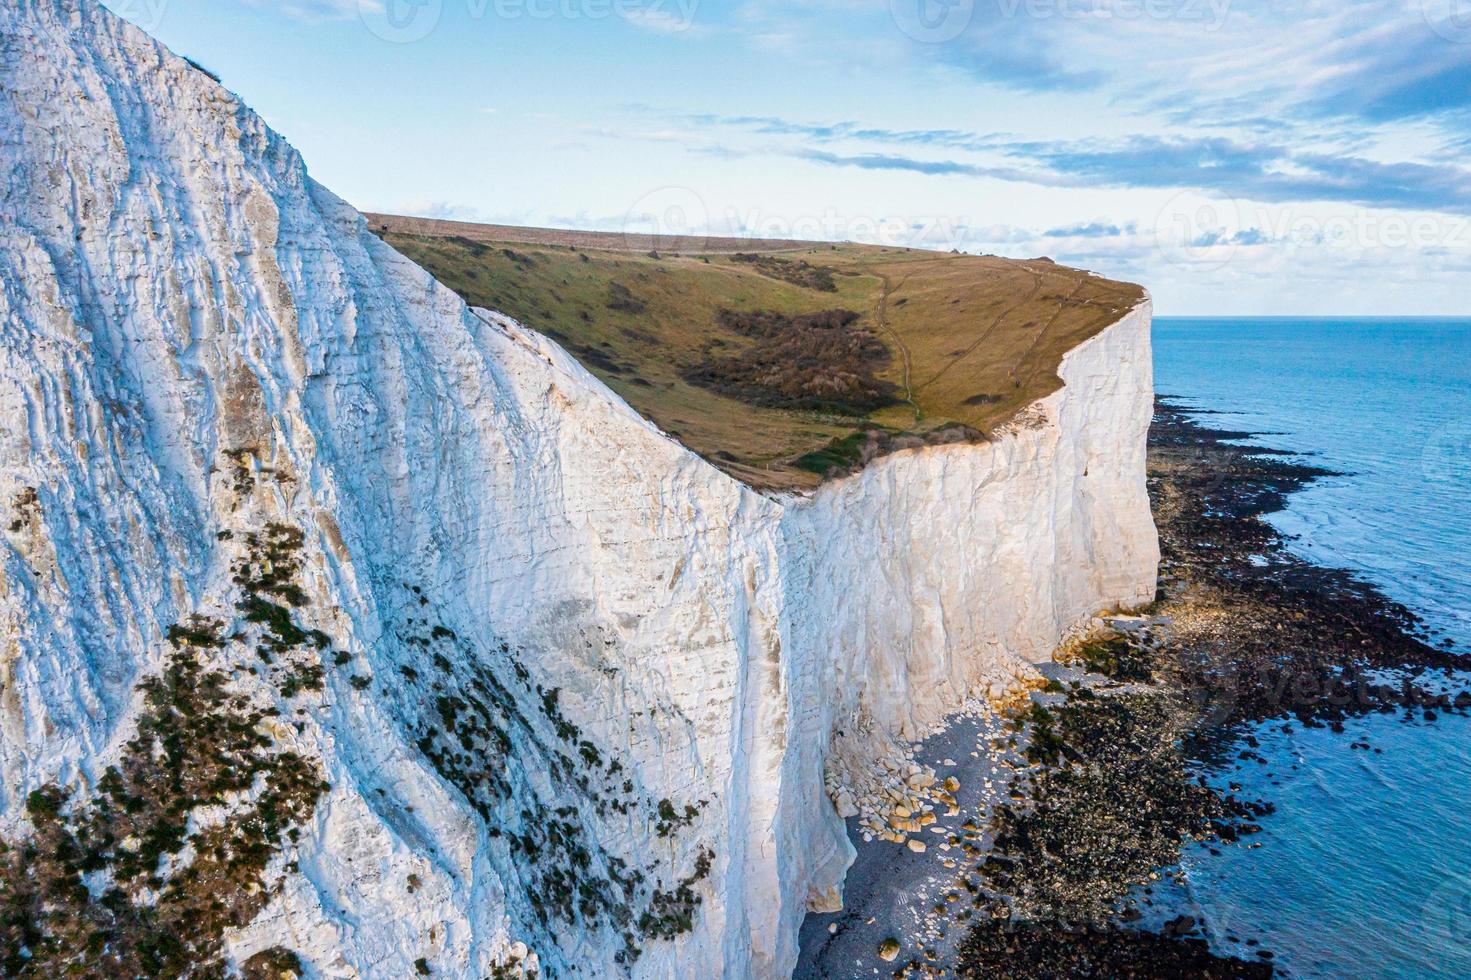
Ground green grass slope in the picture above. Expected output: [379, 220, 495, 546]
[368, 215, 1145, 490]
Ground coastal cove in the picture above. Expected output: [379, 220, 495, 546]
[795, 317, 1471, 978]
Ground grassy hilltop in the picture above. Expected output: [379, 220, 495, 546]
[369, 214, 1145, 491]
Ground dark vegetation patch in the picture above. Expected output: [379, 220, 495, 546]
[653, 798, 702, 838]
[0, 602, 327, 976]
[0, 487, 346, 978]
[1060, 634, 1155, 685]
[166, 614, 226, 650]
[501, 248, 537, 271]
[221, 448, 259, 500]
[447, 235, 490, 258]
[715, 307, 860, 340]
[7, 486, 39, 533]
[794, 423, 982, 478]
[962, 393, 1002, 407]
[606, 282, 645, 315]
[683, 308, 897, 414]
[730, 253, 838, 292]
[232, 524, 331, 703]
[562, 341, 632, 377]
[637, 848, 714, 940]
[241, 946, 306, 979]
[794, 428, 884, 476]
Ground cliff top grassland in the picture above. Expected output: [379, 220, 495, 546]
[369, 214, 1145, 490]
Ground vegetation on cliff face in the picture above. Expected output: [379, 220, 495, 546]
[0, 453, 350, 978]
[2, 427, 723, 975]
[371, 215, 1144, 489]
[0, 643, 326, 977]
[0, 518, 333, 978]
[391, 594, 716, 967]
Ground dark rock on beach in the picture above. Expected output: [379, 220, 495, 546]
[956, 922, 1273, 979]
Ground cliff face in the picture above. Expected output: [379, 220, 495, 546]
[772, 302, 1158, 960]
[0, 2, 1157, 977]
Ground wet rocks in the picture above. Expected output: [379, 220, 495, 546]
[956, 923, 1273, 978]
[811, 399, 1469, 979]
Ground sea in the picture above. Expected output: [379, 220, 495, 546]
[1147, 317, 1471, 978]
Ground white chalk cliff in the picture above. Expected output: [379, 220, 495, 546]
[0, 1, 1159, 977]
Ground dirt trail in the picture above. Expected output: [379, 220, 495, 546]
[1007, 278, 1087, 389]
[867, 268, 921, 428]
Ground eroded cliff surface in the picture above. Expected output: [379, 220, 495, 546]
[0, 2, 1157, 976]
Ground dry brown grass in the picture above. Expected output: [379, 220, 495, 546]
[373, 216, 1145, 490]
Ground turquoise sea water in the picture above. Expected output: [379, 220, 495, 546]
[1151, 318, 1471, 978]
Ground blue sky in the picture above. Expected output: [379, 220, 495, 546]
[103, 0, 1471, 314]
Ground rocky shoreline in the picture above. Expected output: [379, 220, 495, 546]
[799, 396, 1471, 978]
[1148, 398, 1470, 734]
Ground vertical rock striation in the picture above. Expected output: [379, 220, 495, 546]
[0, 1, 1157, 976]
